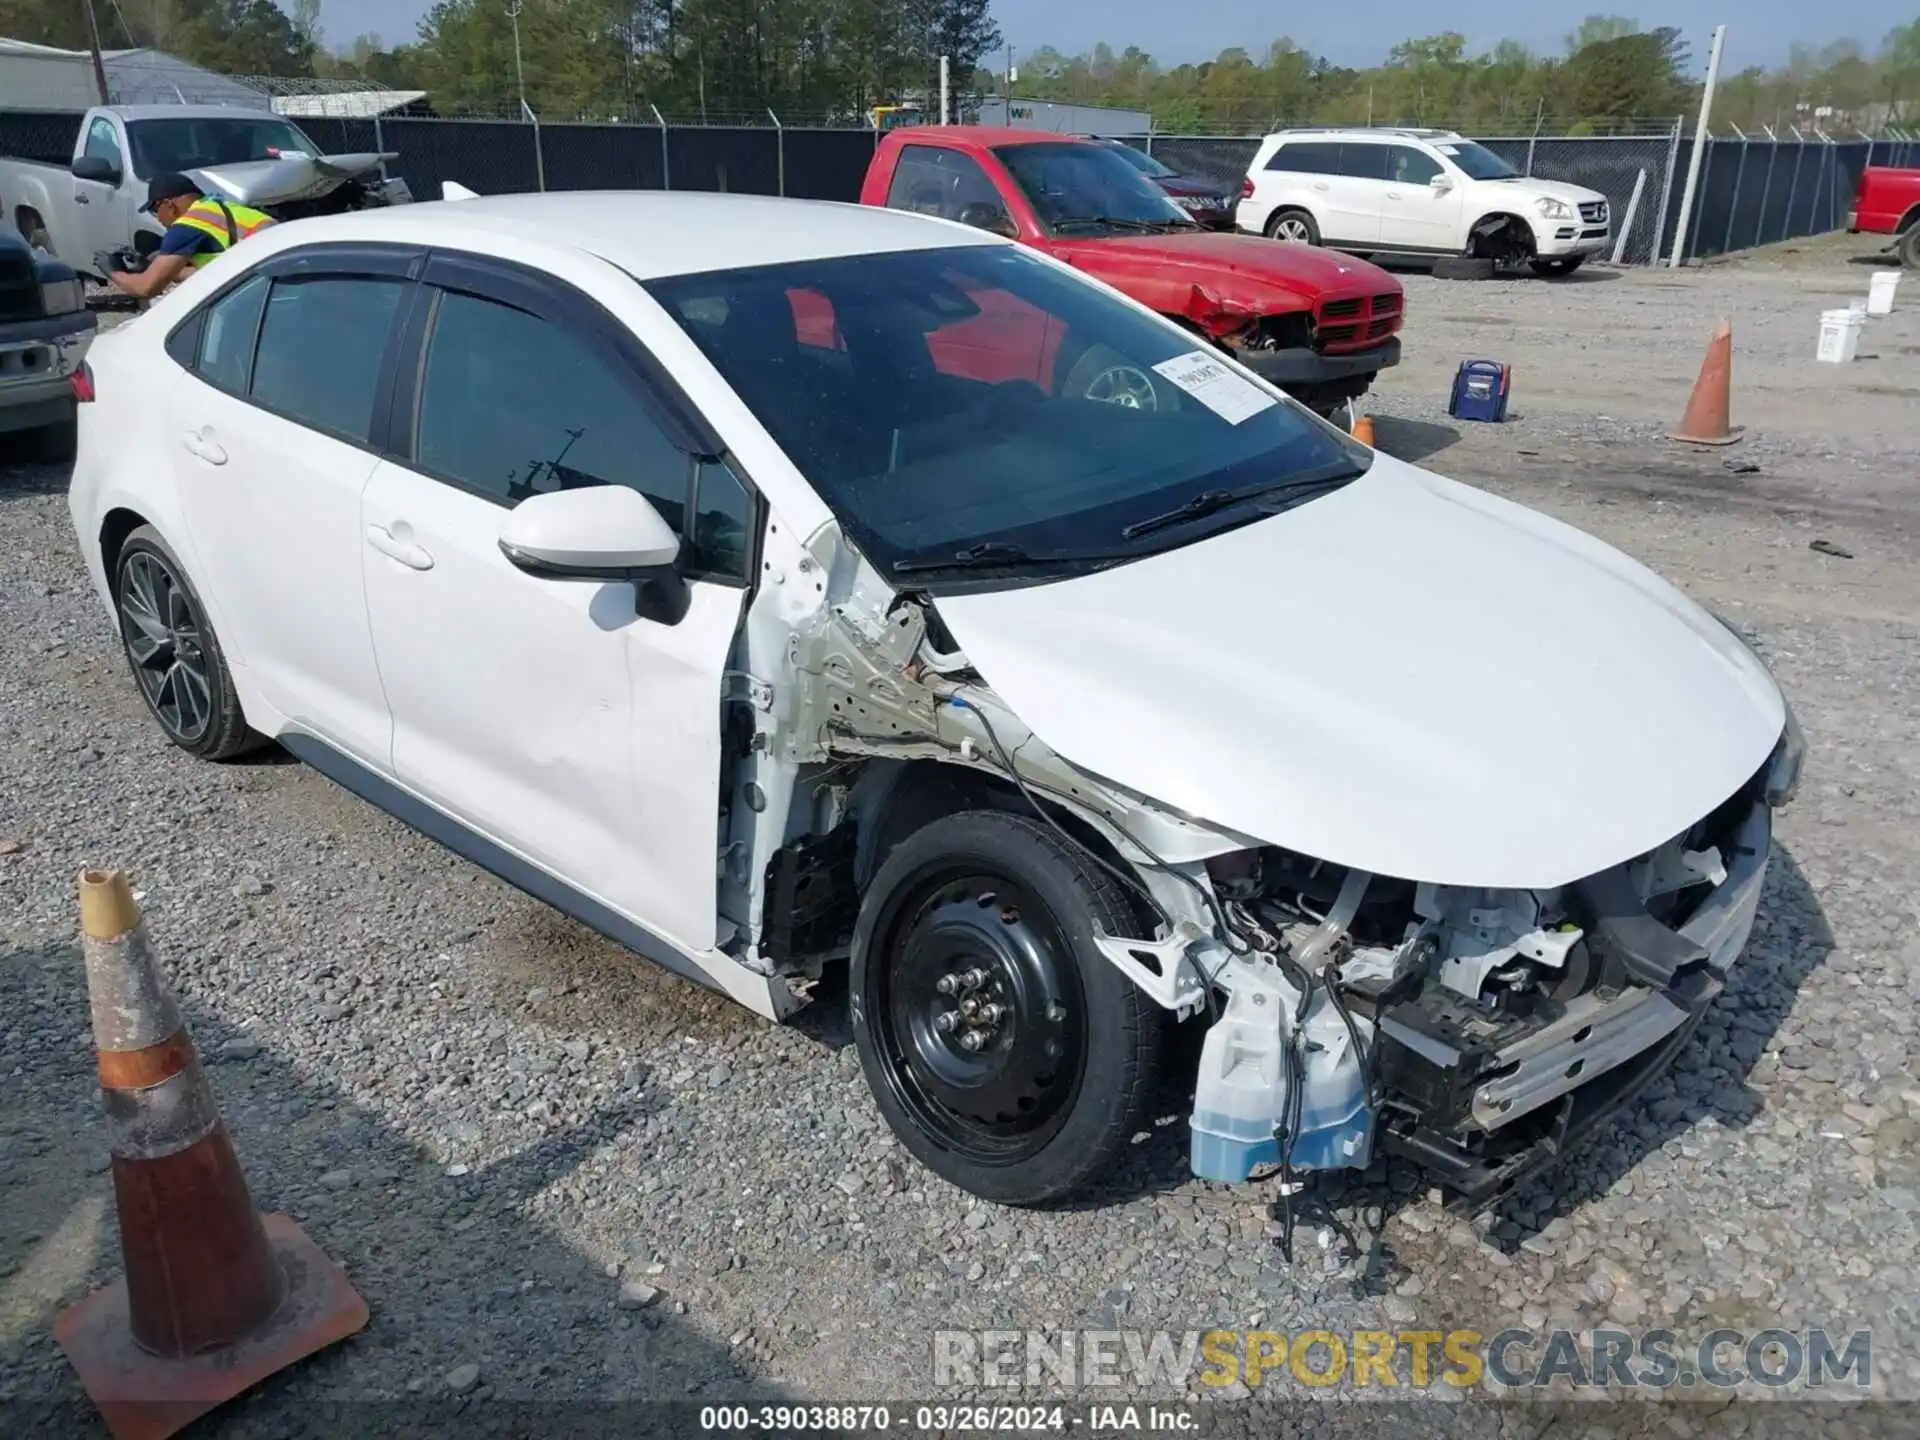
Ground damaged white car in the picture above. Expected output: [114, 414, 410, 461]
[68, 193, 1803, 1210]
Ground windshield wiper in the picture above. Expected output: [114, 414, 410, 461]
[1053, 215, 1184, 234]
[892, 540, 1138, 577]
[1118, 464, 1364, 541]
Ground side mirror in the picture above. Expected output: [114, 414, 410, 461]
[1429, 174, 1454, 194]
[498, 486, 679, 582]
[72, 155, 121, 186]
[956, 201, 1018, 239]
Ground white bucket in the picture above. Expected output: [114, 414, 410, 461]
[1817, 308, 1864, 364]
[1867, 270, 1901, 316]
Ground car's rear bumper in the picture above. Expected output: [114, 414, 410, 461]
[0, 308, 94, 431]
[1236, 335, 1401, 386]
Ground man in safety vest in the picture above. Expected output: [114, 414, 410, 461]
[103, 172, 276, 301]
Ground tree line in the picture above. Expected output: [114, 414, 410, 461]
[2, 1, 1916, 134]
[1009, 15, 1920, 136]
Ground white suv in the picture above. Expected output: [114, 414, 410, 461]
[1238, 128, 1612, 277]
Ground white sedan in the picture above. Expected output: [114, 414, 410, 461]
[68, 191, 1802, 1209]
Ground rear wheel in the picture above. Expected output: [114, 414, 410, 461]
[113, 526, 260, 760]
[851, 811, 1161, 1205]
[1900, 224, 1920, 271]
[1265, 208, 1320, 245]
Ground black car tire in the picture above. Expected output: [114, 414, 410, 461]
[113, 525, 262, 760]
[1899, 223, 1920, 271]
[1531, 256, 1587, 278]
[1265, 208, 1321, 245]
[851, 810, 1162, 1206]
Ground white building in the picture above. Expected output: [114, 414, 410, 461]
[0, 39, 272, 110]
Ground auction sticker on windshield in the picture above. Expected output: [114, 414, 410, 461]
[1152, 352, 1277, 425]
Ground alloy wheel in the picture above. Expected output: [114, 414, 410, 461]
[1272, 216, 1314, 242]
[1079, 363, 1159, 410]
[118, 551, 213, 744]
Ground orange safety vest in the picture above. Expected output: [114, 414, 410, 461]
[172, 197, 277, 266]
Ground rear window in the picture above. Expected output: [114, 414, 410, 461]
[248, 276, 404, 443]
[1266, 141, 1340, 175]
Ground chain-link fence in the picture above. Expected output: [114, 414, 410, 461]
[6, 105, 1915, 262]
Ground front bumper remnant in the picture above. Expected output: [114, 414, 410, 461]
[1379, 797, 1772, 1210]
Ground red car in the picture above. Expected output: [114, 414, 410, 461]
[859, 127, 1403, 418]
[1848, 165, 1920, 268]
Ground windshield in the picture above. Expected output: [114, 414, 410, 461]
[127, 116, 319, 175]
[993, 142, 1192, 233]
[1434, 139, 1520, 180]
[1101, 141, 1176, 179]
[646, 245, 1367, 586]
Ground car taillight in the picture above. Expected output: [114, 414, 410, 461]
[71, 363, 95, 403]
[1241, 178, 1255, 198]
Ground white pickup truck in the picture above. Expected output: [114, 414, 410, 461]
[1, 104, 411, 278]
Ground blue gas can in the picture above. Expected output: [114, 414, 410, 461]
[1449, 359, 1511, 423]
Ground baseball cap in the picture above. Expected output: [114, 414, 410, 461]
[140, 172, 200, 214]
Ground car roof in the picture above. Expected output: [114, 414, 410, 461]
[1265, 127, 1462, 143]
[891, 125, 1087, 149]
[239, 191, 994, 279]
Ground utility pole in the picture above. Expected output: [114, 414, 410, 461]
[939, 56, 951, 126]
[1004, 43, 1014, 104]
[506, 0, 530, 120]
[81, 0, 111, 106]
[1670, 23, 1727, 268]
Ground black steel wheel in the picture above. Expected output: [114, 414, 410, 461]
[114, 526, 258, 760]
[852, 810, 1161, 1205]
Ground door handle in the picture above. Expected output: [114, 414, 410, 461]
[180, 427, 227, 465]
[75, 192, 90, 205]
[1312, 182, 1330, 192]
[366, 523, 434, 571]
[1385, 192, 1403, 201]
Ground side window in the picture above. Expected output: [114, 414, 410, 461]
[1267, 141, 1338, 174]
[1387, 146, 1442, 184]
[885, 145, 1003, 222]
[691, 460, 754, 581]
[1335, 144, 1388, 182]
[249, 276, 405, 442]
[83, 118, 122, 169]
[196, 273, 269, 394]
[415, 289, 752, 575]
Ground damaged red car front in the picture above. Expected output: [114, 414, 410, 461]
[860, 127, 1405, 418]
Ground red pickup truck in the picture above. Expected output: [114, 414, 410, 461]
[1848, 165, 1920, 268]
[859, 127, 1404, 417]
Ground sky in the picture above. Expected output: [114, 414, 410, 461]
[312, 0, 1911, 73]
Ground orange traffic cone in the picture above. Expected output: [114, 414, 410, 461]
[1350, 413, 1376, 446]
[1670, 317, 1743, 446]
[53, 870, 368, 1440]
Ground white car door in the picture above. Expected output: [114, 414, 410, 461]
[1380, 144, 1466, 252]
[357, 255, 755, 954]
[1321, 141, 1388, 247]
[76, 114, 134, 258]
[167, 248, 413, 765]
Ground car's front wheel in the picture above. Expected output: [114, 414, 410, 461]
[114, 525, 259, 760]
[1899, 223, 1920, 271]
[851, 810, 1162, 1206]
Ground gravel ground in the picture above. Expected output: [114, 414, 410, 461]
[2, 240, 1917, 1434]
